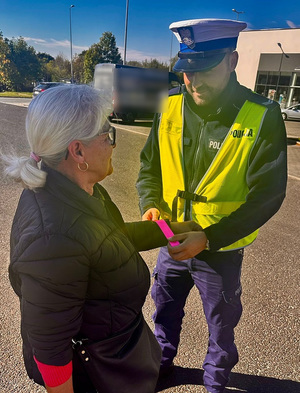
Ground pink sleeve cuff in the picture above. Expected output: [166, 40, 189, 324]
[34, 356, 72, 387]
[154, 219, 180, 246]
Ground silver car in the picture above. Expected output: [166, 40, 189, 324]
[32, 82, 64, 97]
[281, 104, 300, 121]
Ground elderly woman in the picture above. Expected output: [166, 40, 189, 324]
[3, 84, 199, 393]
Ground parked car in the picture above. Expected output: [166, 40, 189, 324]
[33, 82, 65, 97]
[93, 63, 171, 124]
[281, 104, 300, 121]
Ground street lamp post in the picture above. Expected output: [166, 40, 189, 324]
[123, 0, 129, 64]
[232, 9, 245, 20]
[69, 5, 75, 83]
[275, 42, 289, 101]
[286, 70, 298, 107]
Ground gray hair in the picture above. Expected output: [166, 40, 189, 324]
[2, 84, 112, 190]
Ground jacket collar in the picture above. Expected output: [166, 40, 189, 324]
[41, 164, 110, 220]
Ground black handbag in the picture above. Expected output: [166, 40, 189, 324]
[72, 313, 161, 393]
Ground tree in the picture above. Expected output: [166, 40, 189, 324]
[128, 56, 180, 73]
[37, 52, 54, 63]
[0, 31, 12, 91]
[169, 55, 179, 72]
[99, 31, 122, 64]
[126, 60, 143, 68]
[127, 58, 169, 70]
[84, 32, 122, 83]
[7, 37, 41, 91]
[53, 53, 71, 81]
[37, 52, 54, 82]
[73, 51, 86, 83]
[141, 58, 168, 70]
[168, 55, 183, 84]
[44, 53, 71, 82]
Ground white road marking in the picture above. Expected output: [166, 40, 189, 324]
[288, 174, 300, 181]
[114, 125, 148, 136]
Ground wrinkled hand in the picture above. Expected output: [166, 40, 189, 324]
[170, 220, 202, 234]
[142, 208, 160, 221]
[167, 231, 207, 261]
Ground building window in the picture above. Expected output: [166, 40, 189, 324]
[295, 75, 300, 87]
[255, 71, 291, 104]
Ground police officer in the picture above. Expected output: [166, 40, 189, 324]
[136, 19, 287, 393]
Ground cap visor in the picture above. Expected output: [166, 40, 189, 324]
[173, 52, 226, 73]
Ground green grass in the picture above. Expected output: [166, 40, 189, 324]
[0, 91, 32, 98]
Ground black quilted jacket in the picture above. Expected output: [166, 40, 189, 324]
[9, 165, 167, 382]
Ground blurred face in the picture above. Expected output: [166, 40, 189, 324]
[183, 51, 238, 107]
[85, 121, 116, 182]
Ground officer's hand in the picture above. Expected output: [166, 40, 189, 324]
[142, 208, 160, 221]
[167, 231, 207, 261]
[170, 221, 203, 234]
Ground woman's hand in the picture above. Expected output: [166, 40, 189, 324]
[170, 220, 202, 234]
[167, 231, 208, 261]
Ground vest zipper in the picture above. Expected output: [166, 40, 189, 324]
[185, 120, 205, 220]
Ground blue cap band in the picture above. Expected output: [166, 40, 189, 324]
[180, 37, 238, 53]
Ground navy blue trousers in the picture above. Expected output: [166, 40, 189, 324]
[151, 246, 243, 393]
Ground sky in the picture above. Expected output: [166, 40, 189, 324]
[1, 0, 300, 64]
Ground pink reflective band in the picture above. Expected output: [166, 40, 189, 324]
[34, 356, 72, 387]
[155, 220, 180, 247]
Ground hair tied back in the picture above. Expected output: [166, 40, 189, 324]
[30, 152, 41, 163]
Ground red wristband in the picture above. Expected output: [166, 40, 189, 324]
[155, 220, 180, 247]
[34, 356, 72, 387]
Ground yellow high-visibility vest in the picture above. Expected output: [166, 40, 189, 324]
[158, 94, 267, 251]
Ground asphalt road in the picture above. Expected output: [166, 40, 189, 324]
[0, 102, 299, 393]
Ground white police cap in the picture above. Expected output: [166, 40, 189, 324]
[169, 19, 247, 72]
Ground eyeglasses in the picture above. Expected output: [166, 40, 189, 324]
[98, 125, 116, 146]
[65, 125, 116, 160]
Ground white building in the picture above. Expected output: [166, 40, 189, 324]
[236, 27, 300, 107]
